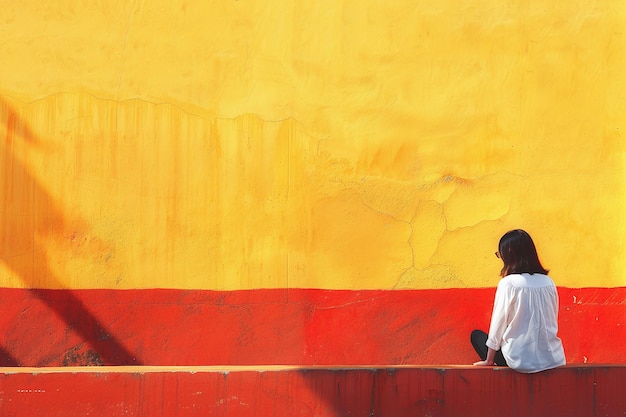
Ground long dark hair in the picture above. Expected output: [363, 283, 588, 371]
[498, 229, 549, 277]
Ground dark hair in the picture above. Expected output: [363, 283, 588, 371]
[498, 229, 549, 277]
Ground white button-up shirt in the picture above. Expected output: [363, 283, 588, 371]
[486, 273, 566, 373]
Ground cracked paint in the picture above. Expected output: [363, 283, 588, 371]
[2, 92, 623, 290]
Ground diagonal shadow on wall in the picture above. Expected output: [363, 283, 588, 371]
[0, 96, 140, 366]
[0, 346, 19, 366]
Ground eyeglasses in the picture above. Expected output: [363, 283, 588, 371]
[495, 251, 501, 259]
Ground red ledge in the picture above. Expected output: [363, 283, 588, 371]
[0, 365, 624, 416]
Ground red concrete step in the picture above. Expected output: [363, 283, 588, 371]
[0, 365, 624, 416]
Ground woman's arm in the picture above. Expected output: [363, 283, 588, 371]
[485, 280, 510, 351]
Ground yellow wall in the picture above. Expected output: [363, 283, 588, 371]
[1, 1, 624, 290]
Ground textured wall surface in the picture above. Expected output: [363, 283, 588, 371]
[0, 1, 625, 366]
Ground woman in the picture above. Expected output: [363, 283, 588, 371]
[471, 229, 566, 373]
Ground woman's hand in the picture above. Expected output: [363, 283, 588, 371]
[473, 347, 498, 366]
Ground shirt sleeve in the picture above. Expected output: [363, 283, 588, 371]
[486, 280, 513, 351]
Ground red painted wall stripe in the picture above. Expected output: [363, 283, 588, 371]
[0, 287, 624, 366]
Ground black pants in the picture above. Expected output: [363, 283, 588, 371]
[470, 330, 508, 366]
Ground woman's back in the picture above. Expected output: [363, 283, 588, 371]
[488, 273, 566, 373]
